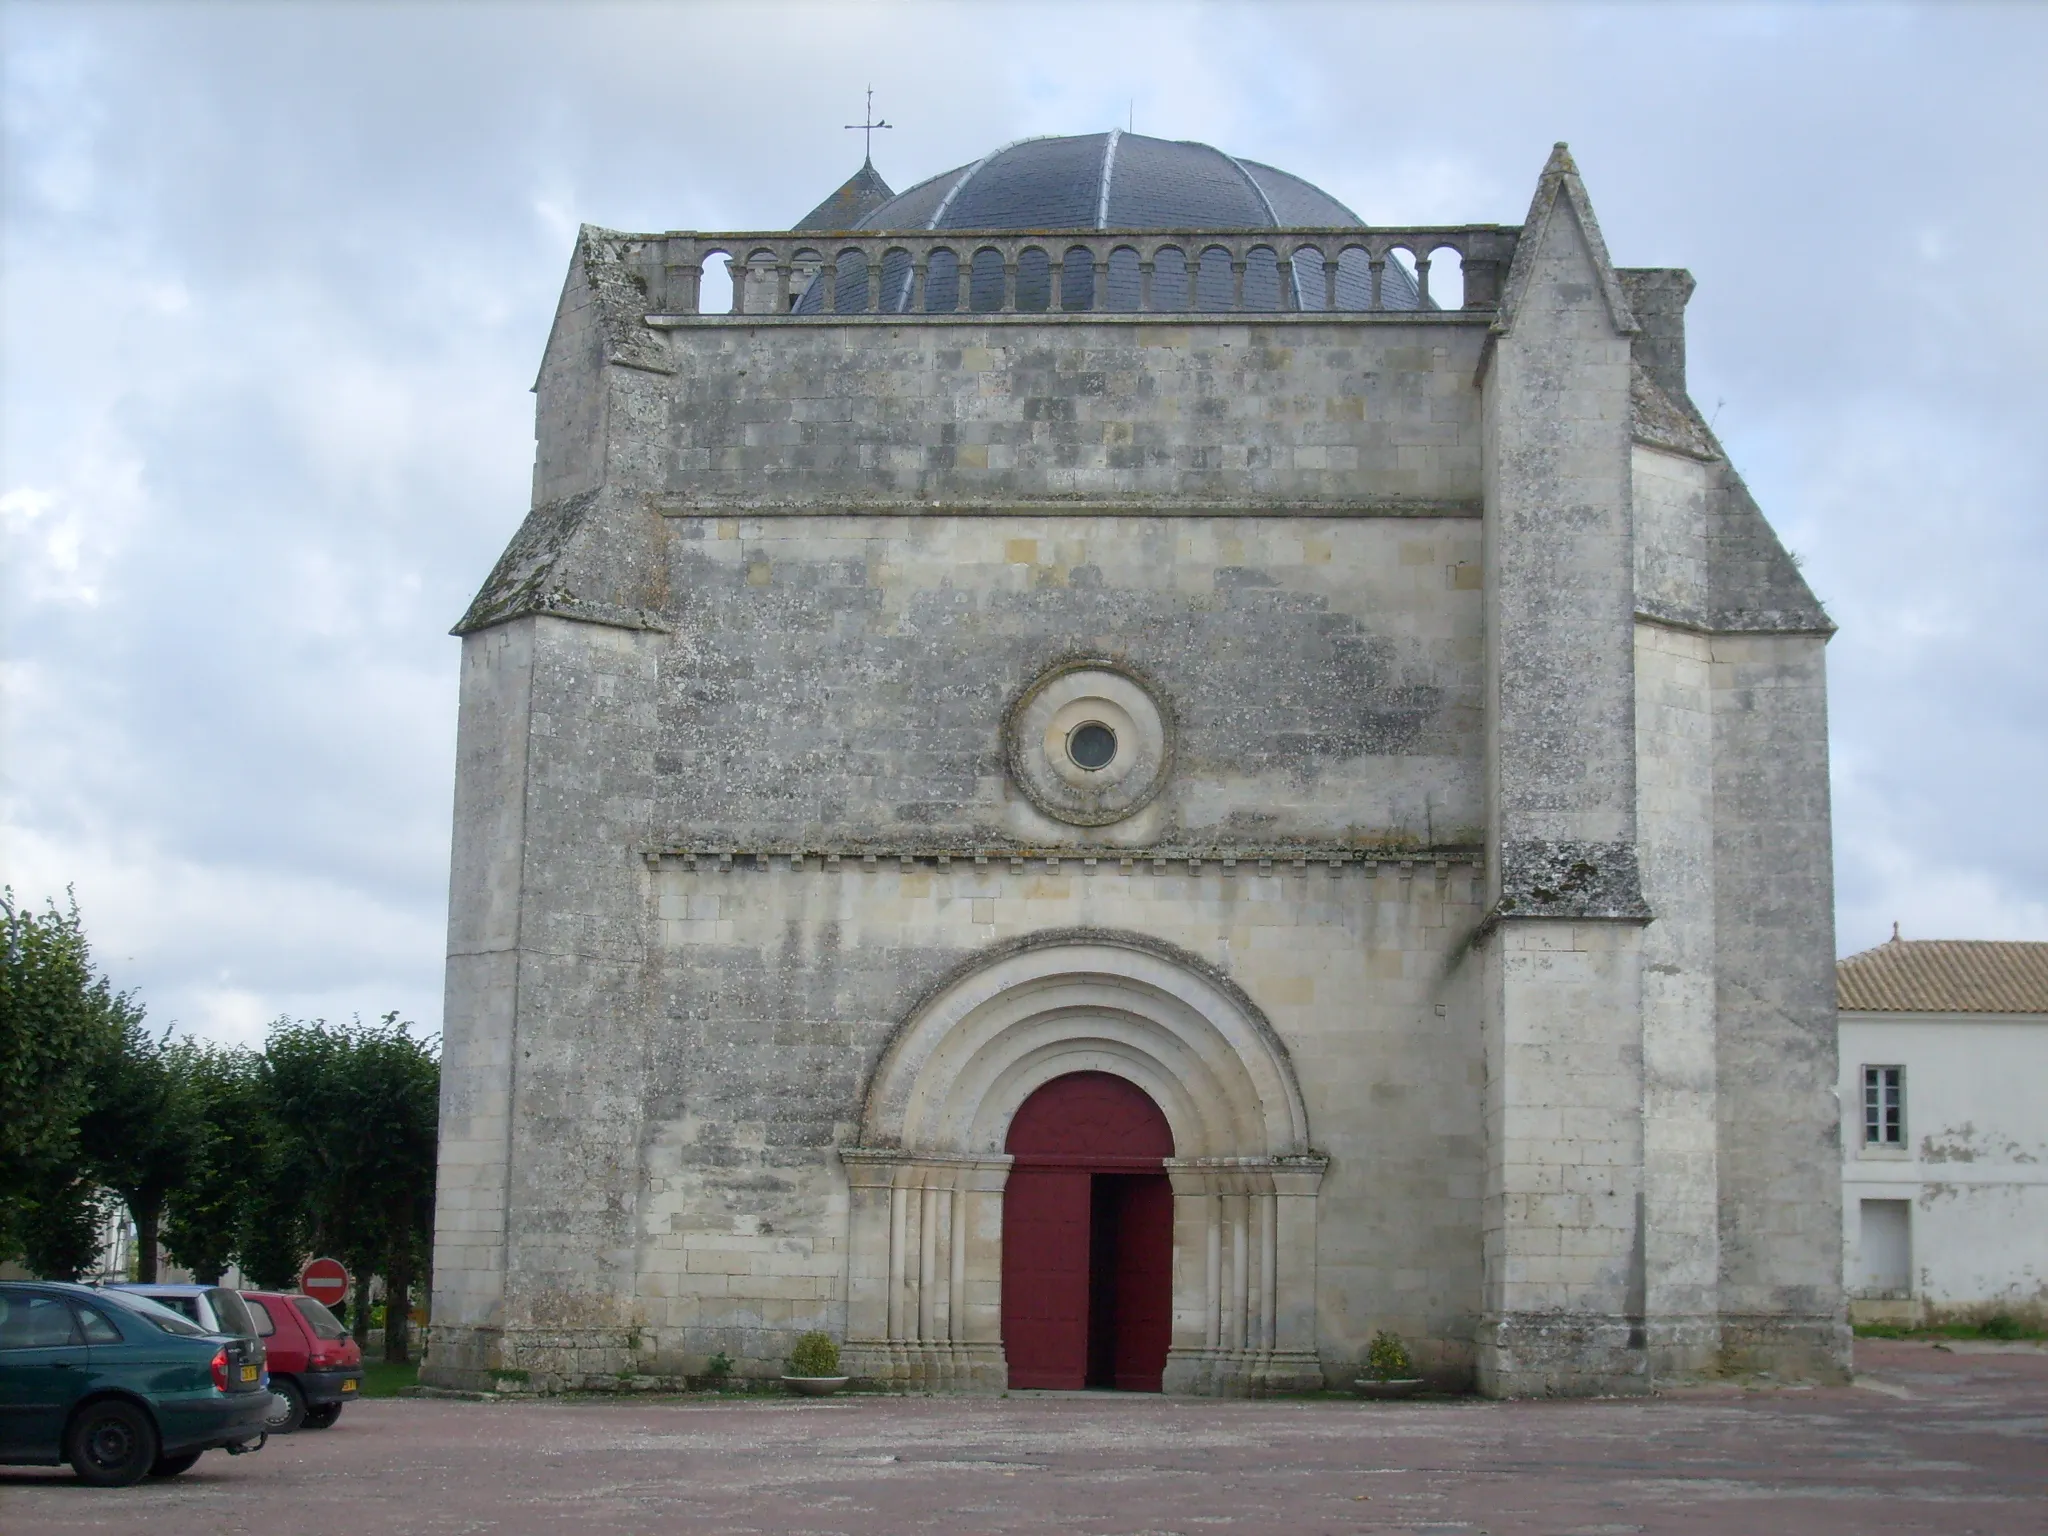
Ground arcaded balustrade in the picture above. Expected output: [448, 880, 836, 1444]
[620, 226, 1518, 318]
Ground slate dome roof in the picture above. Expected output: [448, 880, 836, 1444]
[855, 131, 1363, 233]
[792, 130, 1421, 314]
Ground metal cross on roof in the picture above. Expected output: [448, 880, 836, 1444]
[844, 87, 892, 163]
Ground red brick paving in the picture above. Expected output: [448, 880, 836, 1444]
[3, 1341, 2042, 1535]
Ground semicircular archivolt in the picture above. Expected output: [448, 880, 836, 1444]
[859, 933, 1311, 1160]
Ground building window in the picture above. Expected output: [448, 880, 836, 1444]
[1067, 721, 1117, 770]
[1863, 1065, 1905, 1147]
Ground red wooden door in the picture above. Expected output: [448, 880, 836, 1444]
[1007, 1072, 1175, 1162]
[1002, 1072, 1174, 1391]
[1000, 1168, 1092, 1388]
[1110, 1174, 1174, 1391]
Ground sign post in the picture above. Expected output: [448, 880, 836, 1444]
[299, 1257, 350, 1308]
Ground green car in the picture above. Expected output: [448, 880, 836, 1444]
[0, 1281, 271, 1485]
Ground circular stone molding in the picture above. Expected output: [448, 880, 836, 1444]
[1005, 659, 1172, 826]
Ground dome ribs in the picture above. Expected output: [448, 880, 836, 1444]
[1095, 129, 1122, 231]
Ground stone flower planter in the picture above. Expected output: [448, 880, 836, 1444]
[781, 1375, 850, 1397]
[1353, 1377, 1425, 1399]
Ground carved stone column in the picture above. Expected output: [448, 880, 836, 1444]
[1161, 1156, 1325, 1395]
[840, 1149, 1009, 1392]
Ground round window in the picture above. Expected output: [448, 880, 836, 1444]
[1067, 721, 1117, 771]
[1005, 660, 1172, 826]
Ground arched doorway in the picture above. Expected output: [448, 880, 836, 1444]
[840, 933, 1327, 1395]
[1002, 1072, 1174, 1391]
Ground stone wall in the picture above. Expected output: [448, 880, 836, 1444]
[1634, 618, 1722, 1375]
[430, 621, 533, 1371]
[650, 513, 1483, 852]
[429, 615, 662, 1387]
[1712, 632, 1848, 1378]
[632, 862, 1485, 1386]
[646, 318, 1485, 512]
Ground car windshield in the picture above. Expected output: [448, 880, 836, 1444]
[207, 1288, 259, 1336]
[100, 1290, 213, 1337]
[292, 1295, 348, 1340]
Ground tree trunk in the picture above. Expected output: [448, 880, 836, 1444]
[133, 1203, 160, 1283]
[351, 1271, 372, 1347]
[384, 1245, 413, 1365]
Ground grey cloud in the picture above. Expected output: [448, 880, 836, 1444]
[3, 0, 2043, 1043]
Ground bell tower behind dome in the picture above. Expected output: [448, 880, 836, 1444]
[794, 158, 896, 232]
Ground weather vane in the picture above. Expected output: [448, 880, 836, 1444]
[845, 87, 892, 162]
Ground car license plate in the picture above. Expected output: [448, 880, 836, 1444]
[240, 1365, 260, 1382]
[341, 1379, 357, 1392]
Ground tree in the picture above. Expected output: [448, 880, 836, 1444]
[260, 1018, 384, 1287]
[13, 1166, 111, 1282]
[234, 1176, 313, 1294]
[3, 892, 442, 1308]
[75, 1017, 200, 1282]
[258, 1015, 439, 1361]
[351, 1021, 439, 1363]
[161, 1043, 266, 1284]
[0, 890, 128, 1268]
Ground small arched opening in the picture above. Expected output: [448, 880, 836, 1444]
[695, 248, 734, 315]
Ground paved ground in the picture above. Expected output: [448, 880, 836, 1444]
[3, 1341, 2042, 1535]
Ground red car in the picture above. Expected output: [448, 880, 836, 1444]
[239, 1292, 363, 1432]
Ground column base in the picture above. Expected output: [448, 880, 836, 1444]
[1162, 1347, 1325, 1396]
[842, 1339, 1008, 1393]
[1475, 1312, 1650, 1398]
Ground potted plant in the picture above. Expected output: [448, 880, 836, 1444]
[1354, 1329, 1424, 1398]
[781, 1331, 849, 1396]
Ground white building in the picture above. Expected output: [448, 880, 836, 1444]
[1839, 937, 2048, 1325]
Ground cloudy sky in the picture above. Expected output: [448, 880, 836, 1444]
[3, 0, 2043, 1045]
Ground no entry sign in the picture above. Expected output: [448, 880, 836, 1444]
[300, 1257, 350, 1306]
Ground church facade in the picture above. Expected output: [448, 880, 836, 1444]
[423, 136, 1849, 1397]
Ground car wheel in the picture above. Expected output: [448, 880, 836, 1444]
[301, 1403, 343, 1430]
[263, 1378, 307, 1433]
[149, 1451, 204, 1478]
[66, 1400, 160, 1487]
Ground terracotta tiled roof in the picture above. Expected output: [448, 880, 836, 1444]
[1837, 939, 2048, 1014]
